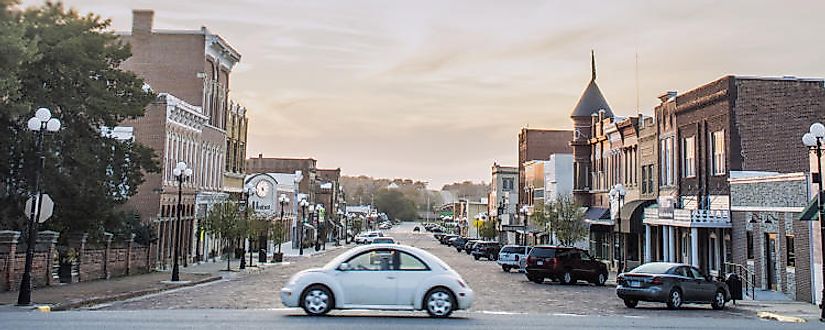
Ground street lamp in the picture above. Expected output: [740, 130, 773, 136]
[17, 107, 60, 306]
[610, 183, 627, 273]
[802, 122, 825, 322]
[519, 205, 530, 246]
[337, 209, 345, 246]
[171, 161, 193, 282]
[308, 204, 317, 251]
[299, 198, 309, 256]
[315, 204, 325, 251]
[240, 183, 255, 270]
[278, 194, 290, 257]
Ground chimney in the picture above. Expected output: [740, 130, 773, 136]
[132, 10, 154, 35]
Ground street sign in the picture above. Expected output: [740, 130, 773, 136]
[24, 194, 54, 223]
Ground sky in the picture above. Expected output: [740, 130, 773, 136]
[21, 0, 825, 188]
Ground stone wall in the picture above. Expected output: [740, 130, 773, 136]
[0, 231, 154, 292]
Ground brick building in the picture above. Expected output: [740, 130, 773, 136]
[518, 128, 572, 207]
[642, 76, 825, 304]
[119, 9, 246, 267]
[729, 172, 816, 302]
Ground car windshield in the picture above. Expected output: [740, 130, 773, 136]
[529, 247, 557, 258]
[630, 263, 674, 274]
[501, 246, 523, 253]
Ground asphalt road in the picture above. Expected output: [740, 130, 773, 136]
[1, 308, 819, 330]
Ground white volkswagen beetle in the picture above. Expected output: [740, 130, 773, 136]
[280, 244, 474, 318]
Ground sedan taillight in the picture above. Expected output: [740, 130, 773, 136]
[651, 277, 663, 285]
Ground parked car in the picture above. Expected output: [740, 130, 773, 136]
[430, 226, 444, 233]
[355, 231, 384, 244]
[440, 234, 458, 245]
[616, 262, 731, 310]
[281, 244, 474, 317]
[449, 237, 467, 251]
[413, 226, 421, 232]
[497, 245, 531, 272]
[470, 241, 501, 261]
[371, 237, 396, 244]
[464, 240, 481, 255]
[524, 246, 608, 286]
[378, 223, 392, 230]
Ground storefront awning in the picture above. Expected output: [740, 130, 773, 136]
[583, 207, 612, 226]
[619, 199, 655, 233]
[799, 192, 822, 221]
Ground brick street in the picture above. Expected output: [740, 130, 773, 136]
[102, 223, 748, 320]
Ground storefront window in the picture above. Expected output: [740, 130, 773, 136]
[786, 235, 795, 267]
[746, 231, 754, 259]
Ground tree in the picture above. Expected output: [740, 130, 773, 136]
[0, 2, 157, 241]
[547, 194, 588, 247]
[374, 189, 417, 221]
[202, 202, 246, 271]
[478, 219, 497, 240]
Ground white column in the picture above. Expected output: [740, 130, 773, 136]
[668, 226, 676, 263]
[644, 224, 652, 263]
[690, 227, 699, 267]
[662, 226, 669, 262]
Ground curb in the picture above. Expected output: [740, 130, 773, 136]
[756, 311, 807, 323]
[50, 275, 222, 311]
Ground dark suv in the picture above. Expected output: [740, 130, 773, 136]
[524, 246, 608, 286]
[450, 237, 472, 252]
[470, 241, 501, 261]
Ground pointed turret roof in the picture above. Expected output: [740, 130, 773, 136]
[570, 51, 613, 118]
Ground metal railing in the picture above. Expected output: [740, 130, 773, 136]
[725, 261, 756, 300]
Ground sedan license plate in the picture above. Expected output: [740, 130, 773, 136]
[537, 261, 544, 266]
[629, 280, 641, 288]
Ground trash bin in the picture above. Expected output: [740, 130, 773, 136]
[725, 273, 742, 301]
[259, 249, 267, 263]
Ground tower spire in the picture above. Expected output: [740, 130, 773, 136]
[591, 49, 596, 81]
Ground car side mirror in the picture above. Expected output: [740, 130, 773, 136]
[338, 262, 350, 271]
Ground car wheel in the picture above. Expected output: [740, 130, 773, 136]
[425, 288, 455, 318]
[301, 285, 333, 316]
[594, 272, 607, 286]
[490, 254, 497, 261]
[456, 248, 461, 252]
[711, 290, 726, 310]
[473, 255, 480, 261]
[560, 270, 574, 285]
[623, 299, 638, 308]
[502, 265, 511, 272]
[666, 288, 683, 310]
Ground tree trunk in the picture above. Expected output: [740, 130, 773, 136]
[226, 240, 232, 271]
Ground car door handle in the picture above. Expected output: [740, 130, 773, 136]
[387, 276, 396, 280]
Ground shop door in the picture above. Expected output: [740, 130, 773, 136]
[765, 233, 777, 291]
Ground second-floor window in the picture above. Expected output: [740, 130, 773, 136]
[711, 130, 726, 175]
[503, 178, 514, 191]
[660, 137, 674, 186]
[682, 136, 696, 178]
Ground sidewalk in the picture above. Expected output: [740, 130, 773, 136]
[732, 299, 822, 323]
[277, 241, 346, 258]
[0, 259, 256, 311]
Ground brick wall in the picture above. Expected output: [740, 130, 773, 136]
[0, 231, 154, 292]
[733, 78, 825, 173]
[518, 129, 572, 205]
